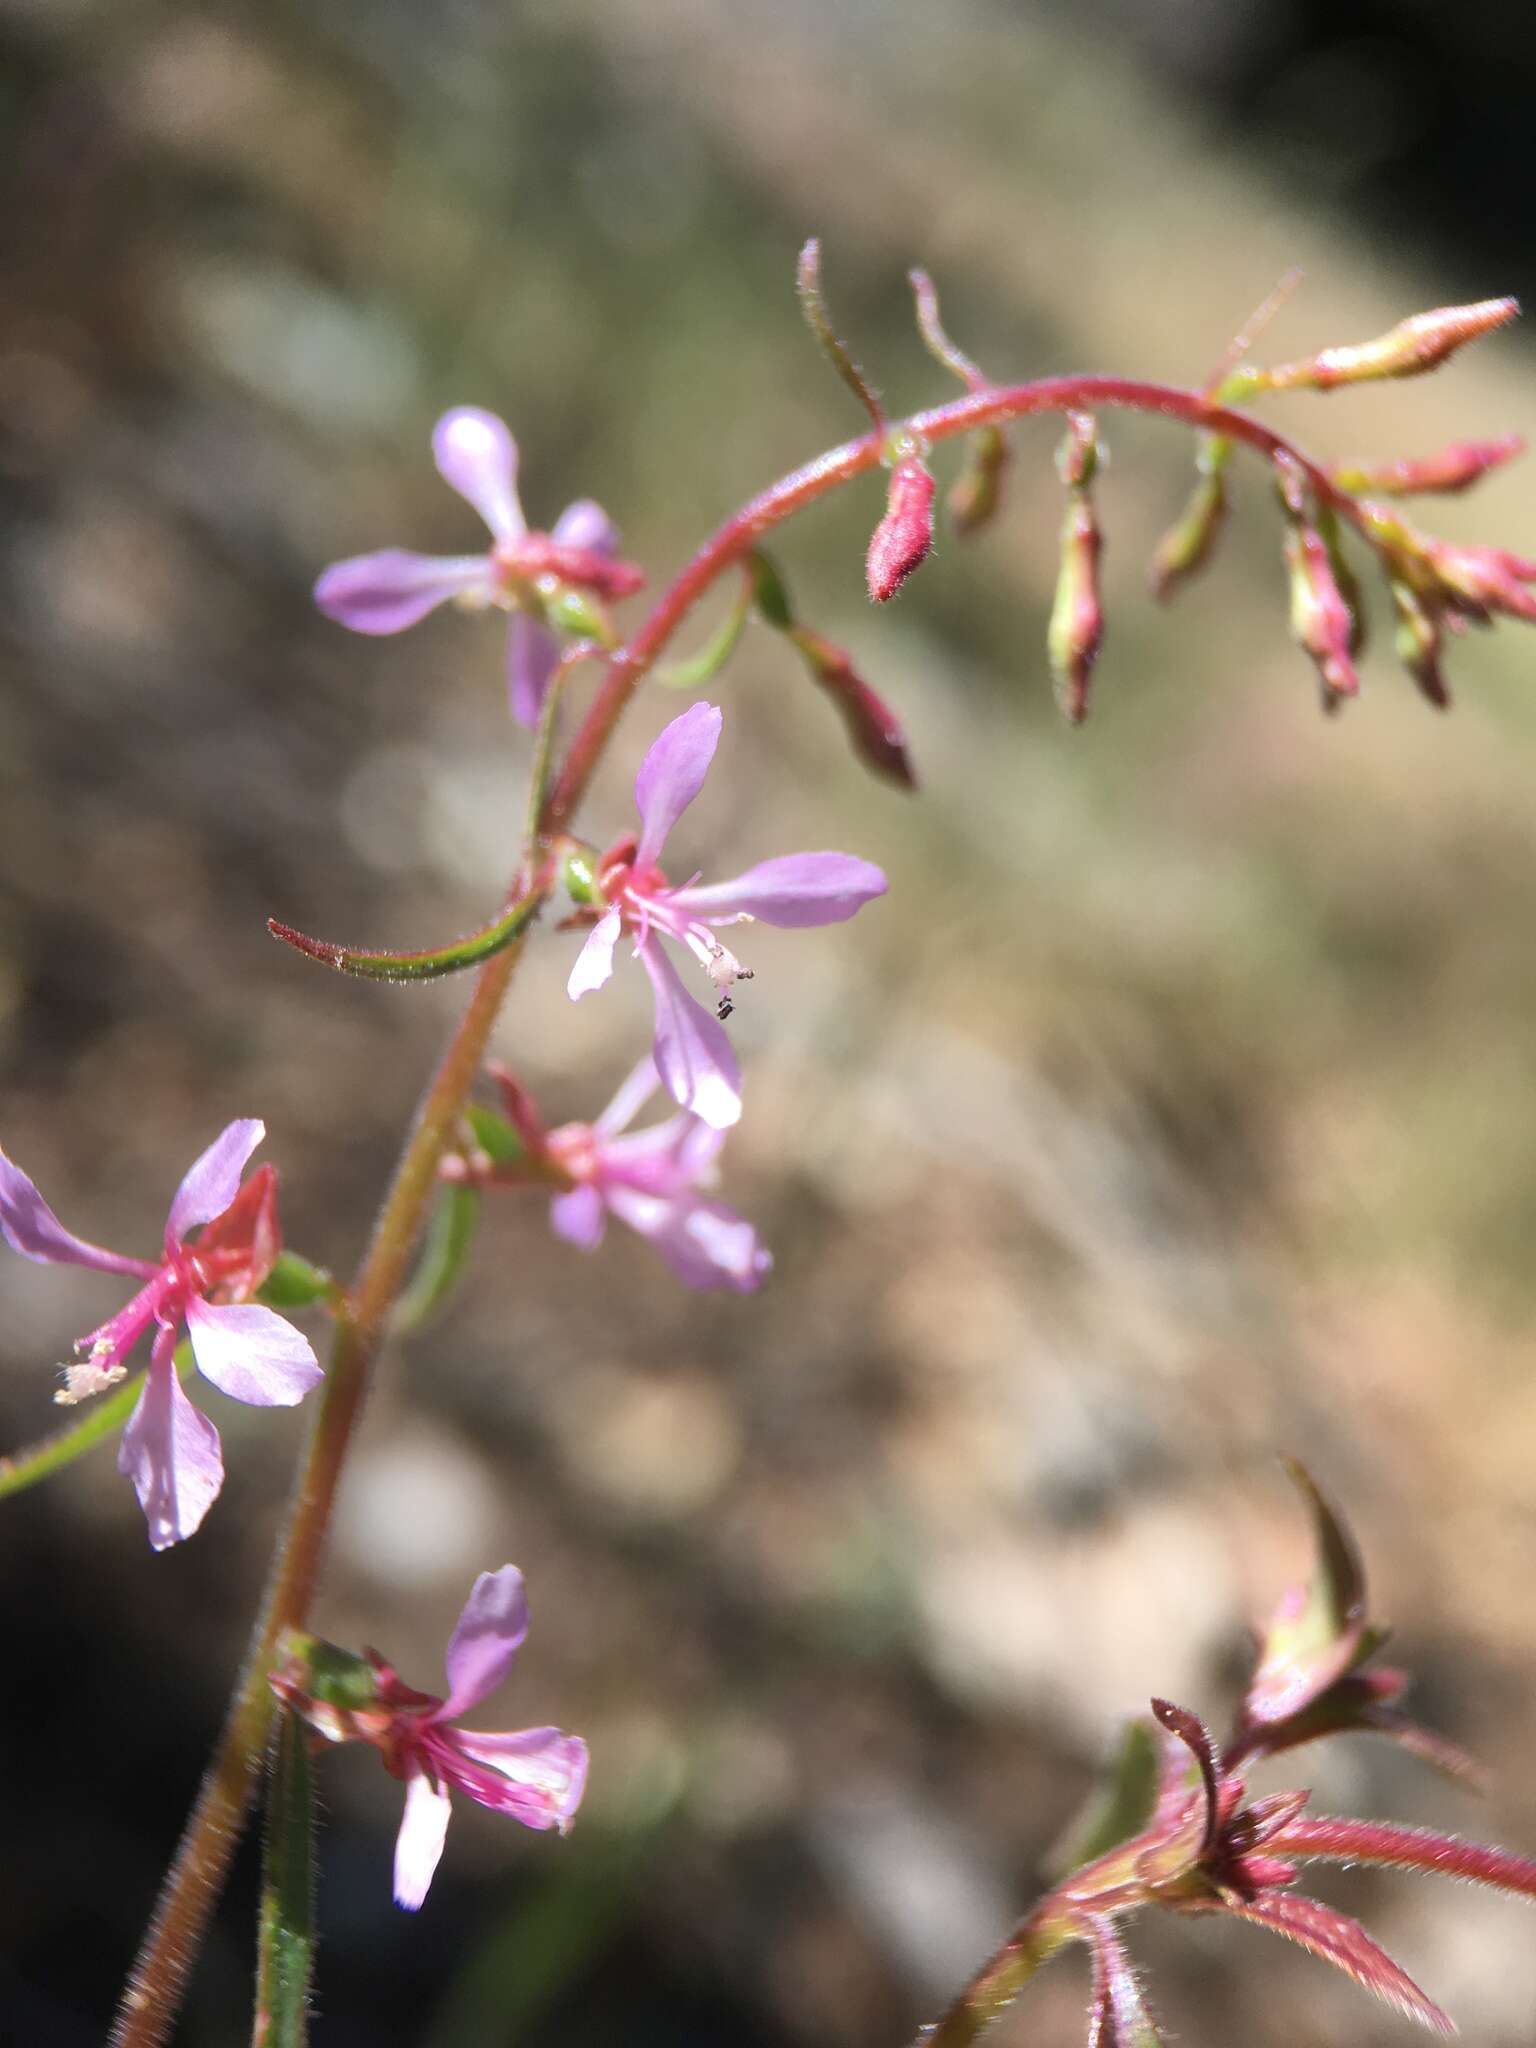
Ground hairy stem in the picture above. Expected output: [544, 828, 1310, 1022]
[113, 365, 1348, 2045]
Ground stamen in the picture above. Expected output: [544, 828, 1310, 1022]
[56, 1360, 128, 1406]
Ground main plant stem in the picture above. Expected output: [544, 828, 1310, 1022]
[112, 371, 1340, 2046]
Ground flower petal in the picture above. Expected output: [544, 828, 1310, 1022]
[393, 1765, 453, 1911]
[117, 1339, 225, 1551]
[668, 851, 888, 928]
[164, 1120, 268, 1246]
[633, 701, 721, 867]
[439, 1565, 532, 1718]
[598, 1115, 712, 1194]
[567, 906, 622, 999]
[0, 1147, 155, 1277]
[507, 610, 561, 729]
[591, 1057, 663, 1141]
[638, 941, 741, 1129]
[185, 1297, 323, 1407]
[552, 498, 620, 557]
[606, 1187, 770, 1292]
[450, 1727, 589, 1832]
[432, 408, 524, 541]
[550, 1184, 607, 1251]
[313, 550, 493, 634]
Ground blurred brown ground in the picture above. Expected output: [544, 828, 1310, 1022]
[3, 1, 1536, 2043]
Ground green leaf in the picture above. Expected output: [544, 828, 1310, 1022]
[253, 1710, 316, 2048]
[266, 886, 544, 984]
[657, 575, 752, 687]
[748, 549, 796, 632]
[0, 1340, 194, 1504]
[394, 1183, 482, 1335]
[1042, 1717, 1160, 1880]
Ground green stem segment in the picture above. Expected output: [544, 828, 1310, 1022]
[112, 365, 1365, 2048]
[252, 1712, 315, 2048]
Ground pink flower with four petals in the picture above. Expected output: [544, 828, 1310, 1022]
[313, 407, 643, 726]
[273, 1566, 588, 1910]
[567, 701, 887, 1130]
[0, 1121, 323, 1549]
[540, 1058, 772, 1291]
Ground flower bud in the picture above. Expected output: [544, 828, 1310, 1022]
[502, 533, 645, 601]
[1276, 456, 1360, 712]
[1330, 435, 1524, 499]
[790, 624, 915, 788]
[948, 426, 1009, 538]
[866, 453, 936, 603]
[1390, 578, 1450, 708]
[1149, 433, 1230, 602]
[560, 842, 602, 906]
[1258, 298, 1518, 394]
[1048, 494, 1105, 725]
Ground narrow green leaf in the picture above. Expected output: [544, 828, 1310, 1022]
[1042, 1717, 1160, 1880]
[267, 886, 544, 984]
[253, 1710, 315, 2048]
[748, 549, 796, 632]
[657, 574, 752, 688]
[0, 1341, 194, 1503]
[393, 1183, 482, 1334]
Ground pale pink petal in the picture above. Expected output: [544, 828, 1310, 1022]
[0, 1147, 155, 1278]
[591, 1057, 663, 1140]
[597, 1116, 705, 1195]
[393, 1765, 453, 1911]
[567, 906, 622, 1000]
[117, 1339, 225, 1551]
[638, 940, 741, 1129]
[432, 408, 524, 541]
[633, 701, 721, 867]
[605, 1187, 770, 1292]
[313, 550, 493, 633]
[184, 1297, 323, 1407]
[164, 1119, 267, 1245]
[507, 612, 560, 729]
[450, 1727, 589, 1832]
[552, 498, 620, 556]
[668, 852, 888, 927]
[440, 1565, 530, 1719]
[550, 1184, 606, 1250]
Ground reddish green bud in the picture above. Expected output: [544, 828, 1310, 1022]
[1254, 297, 1518, 393]
[867, 453, 936, 602]
[1330, 434, 1524, 498]
[1055, 410, 1100, 489]
[1149, 434, 1230, 602]
[1390, 579, 1450, 708]
[1049, 495, 1105, 725]
[790, 624, 916, 789]
[948, 425, 1009, 537]
[1275, 455, 1360, 712]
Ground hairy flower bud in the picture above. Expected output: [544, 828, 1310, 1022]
[789, 624, 916, 788]
[948, 426, 1009, 537]
[1048, 415, 1105, 723]
[867, 452, 936, 602]
[1389, 580, 1449, 708]
[1330, 434, 1524, 499]
[1275, 455, 1360, 712]
[1149, 434, 1230, 602]
[1251, 298, 1518, 394]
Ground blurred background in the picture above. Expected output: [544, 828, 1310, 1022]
[4, 0, 1536, 2041]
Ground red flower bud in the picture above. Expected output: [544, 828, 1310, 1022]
[866, 455, 935, 603]
[1330, 434, 1524, 499]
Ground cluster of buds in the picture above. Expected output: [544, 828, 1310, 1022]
[920, 1463, 1536, 2048]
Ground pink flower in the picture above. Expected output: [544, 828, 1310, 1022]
[0, 1121, 323, 1549]
[566, 701, 887, 1130]
[312, 407, 644, 726]
[541, 1059, 771, 1291]
[273, 1567, 588, 1910]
